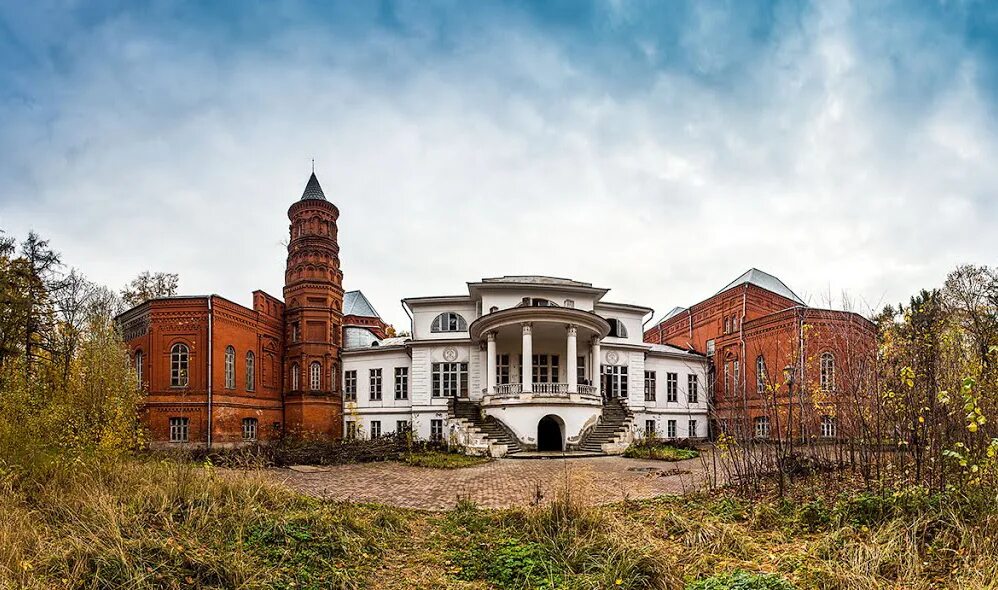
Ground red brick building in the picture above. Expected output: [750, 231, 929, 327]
[117, 173, 386, 447]
[643, 269, 876, 440]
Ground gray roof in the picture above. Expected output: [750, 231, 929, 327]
[343, 290, 380, 318]
[653, 306, 687, 325]
[300, 172, 326, 200]
[648, 343, 703, 357]
[480, 275, 593, 287]
[716, 268, 804, 305]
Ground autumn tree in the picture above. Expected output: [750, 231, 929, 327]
[121, 271, 179, 307]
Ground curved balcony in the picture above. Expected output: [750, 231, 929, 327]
[479, 382, 602, 407]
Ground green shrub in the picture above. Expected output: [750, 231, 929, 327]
[401, 450, 491, 469]
[686, 570, 795, 590]
[624, 441, 700, 461]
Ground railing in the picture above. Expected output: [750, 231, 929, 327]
[494, 383, 523, 397]
[578, 384, 598, 396]
[533, 383, 569, 394]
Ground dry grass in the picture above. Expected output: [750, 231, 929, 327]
[3, 455, 998, 589]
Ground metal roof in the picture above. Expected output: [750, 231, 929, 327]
[480, 276, 593, 287]
[343, 290, 380, 318]
[300, 172, 326, 200]
[716, 268, 804, 305]
[657, 306, 687, 324]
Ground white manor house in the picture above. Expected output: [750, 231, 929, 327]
[342, 276, 709, 455]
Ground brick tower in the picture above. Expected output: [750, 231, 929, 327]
[283, 171, 344, 438]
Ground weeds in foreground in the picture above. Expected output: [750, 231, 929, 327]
[401, 451, 492, 469]
[4, 455, 998, 589]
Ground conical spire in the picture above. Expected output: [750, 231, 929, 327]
[300, 172, 326, 201]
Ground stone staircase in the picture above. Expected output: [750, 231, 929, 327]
[448, 398, 522, 455]
[578, 398, 633, 453]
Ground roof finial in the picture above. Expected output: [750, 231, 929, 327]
[311, 158, 315, 174]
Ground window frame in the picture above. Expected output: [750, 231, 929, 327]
[170, 343, 189, 388]
[688, 374, 699, 404]
[394, 367, 409, 400]
[290, 363, 300, 391]
[756, 355, 766, 394]
[607, 319, 628, 338]
[666, 372, 678, 402]
[667, 419, 677, 439]
[309, 361, 322, 391]
[643, 370, 656, 402]
[245, 351, 255, 391]
[370, 420, 381, 438]
[820, 352, 835, 392]
[134, 350, 144, 388]
[242, 417, 258, 441]
[343, 370, 357, 401]
[431, 362, 469, 398]
[370, 368, 383, 401]
[430, 419, 444, 441]
[430, 312, 468, 333]
[224, 345, 236, 389]
[169, 417, 189, 443]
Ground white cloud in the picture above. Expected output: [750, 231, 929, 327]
[1, 2, 997, 330]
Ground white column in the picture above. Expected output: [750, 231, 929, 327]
[486, 332, 496, 395]
[566, 325, 578, 393]
[521, 323, 532, 392]
[592, 337, 601, 398]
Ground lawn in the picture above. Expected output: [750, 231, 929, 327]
[624, 441, 701, 461]
[4, 457, 997, 589]
[401, 450, 492, 469]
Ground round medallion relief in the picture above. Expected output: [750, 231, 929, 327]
[606, 350, 620, 364]
[443, 347, 458, 362]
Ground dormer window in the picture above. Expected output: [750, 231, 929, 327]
[607, 319, 628, 338]
[489, 306, 499, 313]
[431, 312, 468, 333]
[531, 298, 552, 307]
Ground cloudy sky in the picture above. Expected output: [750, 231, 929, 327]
[1, 0, 997, 330]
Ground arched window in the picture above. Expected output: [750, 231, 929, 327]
[134, 350, 144, 388]
[754, 415, 770, 438]
[724, 317, 730, 333]
[245, 351, 255, 391]
[820, 352, 835, 392]
[290, 363, 299, 390]
[170, 343, 189, 387]
[224, 346, 236, 389]
[310, 361, 322, 391]
[756, 355, 767, 394]
[821, 415, 837, 438]
[608, 319, 628, 338]
[431, 312, 467, 333]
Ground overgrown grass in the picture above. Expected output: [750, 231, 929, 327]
[4, 455, 998, 589]
[624, 438, 701, 461]
[401, 451, 492, 469]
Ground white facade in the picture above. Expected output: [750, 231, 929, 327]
[341, 276, 709, 454]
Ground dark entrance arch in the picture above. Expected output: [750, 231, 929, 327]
[537, 415, 564, 451]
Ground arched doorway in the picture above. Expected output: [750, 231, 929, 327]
[537, 415, 564, 451]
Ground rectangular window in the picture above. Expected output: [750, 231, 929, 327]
[724, 362, 731, 395]
[577, 356, 587, 385]
[706, 339, 715, 356]
[370, 420, 381, 438]
[688, 374, 699, 404]
[430, 419, 444, 441]
[345, 421, 357, 440]
[733, 360, 740, 391]
[645, 419, 656, 437]
[169, 417, 189, 443]
[370, 368, 382, 401]
[396, 420, 410, 434]
[666, 372, 678, 402]
[688, 420, 698, 438]
[344, 370, 357, 401]
[242, 417, 258, 441]
[496, 354, 510, 385]
[291, 323, 299, 342]
[644, 371, 656, 402]
[431, 362, 469, 397]
[667, 419, 677, 439]
[394, 367, 409, 399]
[603, 365, 628, 398]
[532, 354, 559, 383]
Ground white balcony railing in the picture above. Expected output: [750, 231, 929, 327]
[533, 382, 569, 394]
[578, 384, 598, 396]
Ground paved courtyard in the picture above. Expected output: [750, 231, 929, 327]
[262, 455, 711, 511]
